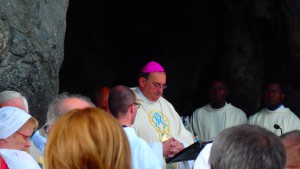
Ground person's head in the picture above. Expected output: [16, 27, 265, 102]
[108, 85, 140, 125]
[208, 79, 228, 108]
[44, 107, 131, 169]
[0, 91, 29, 112]
[280, 130, 300, 169]
[263, 81, 285, 110]
[46, 92, 95, 132]
[95, 86, 110, 112]
[0, 107, 38, 151]
[209, 124, 286, 169]
[138, 61, 167, 102]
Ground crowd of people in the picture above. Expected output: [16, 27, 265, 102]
[0, 60, 299, 169]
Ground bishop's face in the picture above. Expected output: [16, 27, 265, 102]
[139, 72, 166, 102]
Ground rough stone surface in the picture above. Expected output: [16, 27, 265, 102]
[0, 0, 68, 126]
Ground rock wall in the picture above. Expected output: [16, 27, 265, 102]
[0, 0, 69, 126]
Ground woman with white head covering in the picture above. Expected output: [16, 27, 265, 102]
[0, 106, 40, 169]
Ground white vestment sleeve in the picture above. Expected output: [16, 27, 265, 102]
[149, 142, 164, 168]
[193, 143, 212, 169]
[179, 142, 195, 169]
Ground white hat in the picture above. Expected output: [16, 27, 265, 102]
[0, 106, 31, 139]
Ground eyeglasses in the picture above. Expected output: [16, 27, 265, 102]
[147, 79, 167, 90]
[43, 125, 48, 132]
[16, 131, 33, 141]
[128, 103, 141, 109]
[43, 125, 51, 134]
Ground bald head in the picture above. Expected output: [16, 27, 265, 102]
[60, 98, 93, 113]
[280, 130, 300, 168]
[46, 93, 95, 128]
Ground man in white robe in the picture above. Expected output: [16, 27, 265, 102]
[109, 85, 162, 169]
[191, 79, 247, 141]
[249, 81, 300, 135]
[132, 61, 195, 169]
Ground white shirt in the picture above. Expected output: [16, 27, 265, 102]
[31, 130, 47, 155]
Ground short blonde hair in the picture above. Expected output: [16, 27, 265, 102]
[44, 107, 131, 169]
[19, 117, 39, 132]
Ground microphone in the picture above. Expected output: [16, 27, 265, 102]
[274, 124, 283, 135]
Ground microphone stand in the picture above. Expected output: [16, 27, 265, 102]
[274, 124, 283, 135]
[278, 128, 282, 135]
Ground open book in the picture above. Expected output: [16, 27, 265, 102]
[165, 140, 213, 164]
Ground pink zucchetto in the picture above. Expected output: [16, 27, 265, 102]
[141, 61, 165, 73]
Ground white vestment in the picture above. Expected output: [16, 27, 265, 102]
[131, 87, 195, 169]
[191, 103, 248, 141]
[124, 127, 162, 169]
[249, 105, 300, 136]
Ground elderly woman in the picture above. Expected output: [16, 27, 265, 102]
[0, 106, 40, 169]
